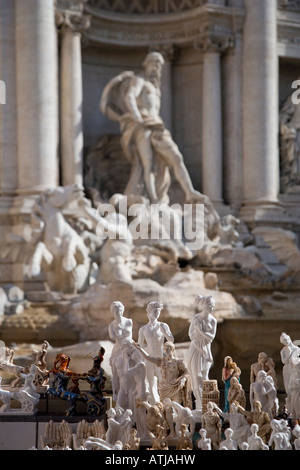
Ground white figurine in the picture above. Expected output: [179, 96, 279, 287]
[268, 418, 292, 450]
[187, 295, 217, 410]
[163, 398, 196, 438]
[287, 352, 300, 420]
[220, 428, 238, 451]
[214, 402, 251, 449]
[197, 428, 212, 450]
[249, 370, 278, 419]
[138, 300, 174, 403]
[292, 424, 300, 450]
[280, 332, 300, 410]
[247, 423, 269, 450]
[108, 301, 133, 401]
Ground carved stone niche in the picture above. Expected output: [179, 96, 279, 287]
[84, 134, 131, 205]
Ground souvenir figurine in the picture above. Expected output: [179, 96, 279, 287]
[176, 423, 193, 450]
[227, 376, 246, 410]
[214, 402, 251, 449]
[268, 418, 292, 450]
[221, 355, 241, 412]
[108, 301, 133, 402]
[187, 295, 217, 410]
[236, 400, 271, 445]
[249, 370, 279, 419]
[250, 351, 277, 389]
[280, 332, 300, 411]
[219, 427, 238, 450]
[201, 401, 221, 450]
[138, 300, 174, 404]
[197, 428, 212, 450]
[247, 423, 269, 450]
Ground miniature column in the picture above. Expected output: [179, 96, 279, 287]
[58, 9, 91, 187]
[242, 0, 279, 205]
[15, 0, 59, 193]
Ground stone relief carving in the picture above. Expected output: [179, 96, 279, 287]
[0, 185, 95, 294]
[88, 0, 207, 14]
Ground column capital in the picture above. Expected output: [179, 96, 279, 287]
[194, 33, 234, 53]
[56, 1, 91, 34]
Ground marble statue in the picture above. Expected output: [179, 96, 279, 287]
[77, 194, 133, 285]
[249, 370, 279, 419]
[197, 428, 212, 450]
[247, 423, 269, 451]
[137, 300, 174, 403]
[219, 428, 238, 451]
[279, 89, 300, 191]
[201, 400, 221, 451]
[108, 301, 133, 401]
[0, 184, 93, 294]
[250, 352, 277, 389]
[280, 332, 300, 411]
[85, 436, 123, 450]
[252, 227, 300, 282]
[187, 295, 217, 410]
[268, 418, 292, 451]
[100, 51, 203, 205]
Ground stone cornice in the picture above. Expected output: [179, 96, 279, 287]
[277, 7, 300, 57]
[83, 3, 245, 48]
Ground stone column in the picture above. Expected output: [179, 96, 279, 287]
[15, 0, 59, 194]
[57, 9, 91, 187]
[197, 35, 233, 207]
[242, 0, 279, 206]
[0, 0, 18, 199]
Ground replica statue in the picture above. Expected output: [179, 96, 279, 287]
[137, 300, 174, 404]
[279, 88, 300, 191]
[219, 427, 238, 451]
[134, 340, 192, 437]
[197, 428, 212, 451]
[201, 400, 221, 451]
[41, 420, 73, 450]
[247, 423, 269, 451]
[176, 423, 193, 450]
[0, 184, 92, 294]
[268, 418, 292, 451]
[249, 370, 279, 419]
[108, 301, 133, 401]
[100, 51, 202, 205]
[214, 402, 251, 449]
[163, 398, 196, 439]
[0, 364, 40, 414]
[287, 347, 300, 420]
[187, 295, 217, 410]
[221, 355, 241, 412]
[250, 351, 277, 389]
[136, 399, 168, 439]
[227, 376, 246, 410]
[279, 332, 300, 411]
[236, 400, 271, 445]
